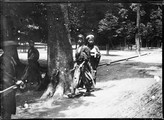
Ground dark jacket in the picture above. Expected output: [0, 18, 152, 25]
[0, 54, 17, 115]
[28, 46, 39, 62]
[75, 45, 91, 63]
[27, 46, 41, 84]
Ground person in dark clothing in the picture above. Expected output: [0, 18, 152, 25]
[74, 34, 94, 95]
[28, 41, 39, 63]
[27, 40, 41, 89]
[75, 34, 91, 69]
[0, 41, 25, 120]
[86, 34, 101, 84]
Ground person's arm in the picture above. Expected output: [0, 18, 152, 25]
[3, 56, 25, 89]
[75, 48, 79, 62]
[82, 46, 91, 62]
[28, 48, 34, 60]
[95, 46, 101, 58]
[28, 48, 39, 61]
[34, 48, 39, 61]
[27, 48, 31, 59]
[2, 56, 15, 88]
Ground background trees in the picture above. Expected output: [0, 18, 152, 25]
[2, 2, 162, 48]
[98, 12, 118, 54]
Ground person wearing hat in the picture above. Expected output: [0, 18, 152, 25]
[73, 34, 94, 96]
[0, 40, 25, 119]
[27, 40, 41, 89]
[86, 34, 101, 84]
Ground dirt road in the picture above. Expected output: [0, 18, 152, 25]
[13, 48, 162, 119]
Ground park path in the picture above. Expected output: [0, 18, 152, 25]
[13, 48, 162, 118]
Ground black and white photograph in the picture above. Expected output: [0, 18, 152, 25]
[0, 0, 163, 119]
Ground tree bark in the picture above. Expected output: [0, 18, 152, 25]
[106, 40, 109, 55]
[124, 37, 126, 50]
[41, 4, 73, 100]
[135, 3, 141, 56]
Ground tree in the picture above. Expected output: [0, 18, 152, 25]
[150, 6, 162, 47]
[98, 12, 118, 54]
[2, 3, 48, 44]
[130, 3, 141, 56]
[137, 3, 162, 48]
[68, 3, 84, 40]
[116, 3, 136, 50]
[1, 2, 74, 100]
[40, 3, 74, 100]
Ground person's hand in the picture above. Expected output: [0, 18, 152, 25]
[74, 62, 77, 68]
[16, 80, 23, 85]
[96, 53, 100, 58]
[79, 61, 85, 68]
[16, 80, 26, 89]
[94, 52, 98, 58]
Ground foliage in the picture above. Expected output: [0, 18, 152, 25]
[3, 3, 48, 43]
[138, 4, 162, 45]
[67, 3, 85, 40]
[98, 13, 118, 34]
[97, 2, 162, 47]
[150, 6, 162, 38]
[2, 2, 162, 47]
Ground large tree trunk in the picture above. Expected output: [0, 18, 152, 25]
[135, 3, 141, 56]
[40, 4, 73, 100]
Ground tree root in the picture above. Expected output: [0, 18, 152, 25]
[40, 83, 55, 100]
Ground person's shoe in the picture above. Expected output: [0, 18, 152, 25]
[83, 91, 91, 96]
[90, 88, 95, 92]
[67, 93, 75, 98]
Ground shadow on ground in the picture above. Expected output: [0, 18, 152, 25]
[96, 61, 162, 82]
[15, 90, 98, 118]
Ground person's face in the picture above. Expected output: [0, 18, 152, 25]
[29, 42, 34, 47]
[88, 40, 94, 45]
[78, 38, 83, 45]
